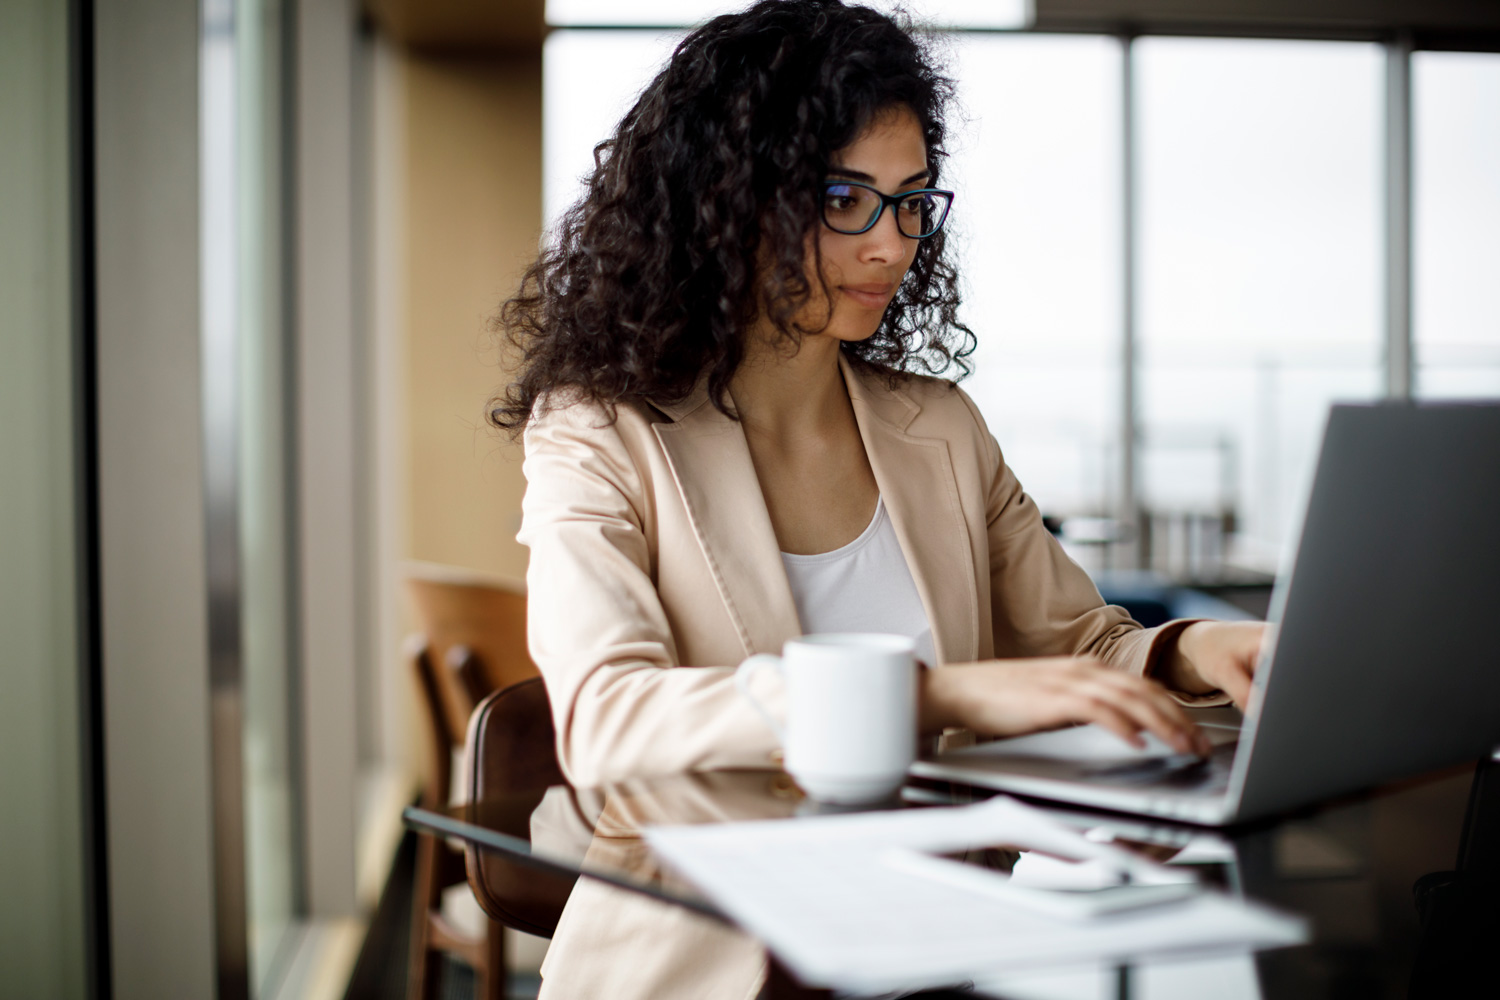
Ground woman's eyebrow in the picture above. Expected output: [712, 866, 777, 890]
[827, 167, 931, 187]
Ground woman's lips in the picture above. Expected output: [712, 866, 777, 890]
[841, 284, 894, 309]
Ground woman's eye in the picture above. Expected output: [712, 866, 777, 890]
[826, 194, 857, 211]
[899, 195, 925, 214]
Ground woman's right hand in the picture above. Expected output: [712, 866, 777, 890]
[919, 657, 1211, 757]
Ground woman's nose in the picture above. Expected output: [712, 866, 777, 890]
[859, 205, 909, 263]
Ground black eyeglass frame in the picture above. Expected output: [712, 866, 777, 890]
[819, 180, 956, 239]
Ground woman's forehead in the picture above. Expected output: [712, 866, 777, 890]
[829, 106, 929, 179]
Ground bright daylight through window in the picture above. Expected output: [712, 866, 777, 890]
[543, 18, 1500, 583]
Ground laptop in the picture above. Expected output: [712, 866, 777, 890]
[911, 401, 1500, 826]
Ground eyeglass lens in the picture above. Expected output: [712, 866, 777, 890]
[822, 183, 952, 238]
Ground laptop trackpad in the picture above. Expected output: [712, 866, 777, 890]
[952, 723, 1240, 789]
[982, 725, 1188, 761]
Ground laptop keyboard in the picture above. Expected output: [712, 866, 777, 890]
[1080, 740, 1238, 792]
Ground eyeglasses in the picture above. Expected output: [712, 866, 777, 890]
[820, 180, 955, 239]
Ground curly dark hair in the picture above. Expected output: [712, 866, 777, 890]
[490, 0, 974, 432]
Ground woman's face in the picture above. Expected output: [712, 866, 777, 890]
[800, 105, 929, 343]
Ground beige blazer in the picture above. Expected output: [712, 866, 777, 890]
[519, 358, 1226, 999]
[532, 775, 793, 1000]
[518, 355, 1211, 790]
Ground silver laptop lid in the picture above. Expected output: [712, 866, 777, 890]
[1231, 401, 1500, 821]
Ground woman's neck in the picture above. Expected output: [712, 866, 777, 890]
[728, 329, 851, 443]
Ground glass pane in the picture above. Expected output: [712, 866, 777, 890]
[946, 34, 1123, 530]
[1135, 37, 1383, 575]
[208, 0, 301, 992]
[543, 28, 686, 230]
[1413, 51, 1500, 399]
[545, 0, 1029, 29]
[544, 31, 1123, 535]
[0, 0, 90, 995]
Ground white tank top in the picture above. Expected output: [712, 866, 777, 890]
[779, 497, 937, 666]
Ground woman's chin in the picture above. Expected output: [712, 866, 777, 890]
[832, 323, 884, 344]
[795, 312, 885, 346]
[811, 312, 883, 344]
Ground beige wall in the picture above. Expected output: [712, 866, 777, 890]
[401, 51, 542, 581]
[383, 45, 549, 976]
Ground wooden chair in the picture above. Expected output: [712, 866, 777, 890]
[405, 564, 537, 1000]
[461, 678, 576, 936]
[463, 680, 832, 999]
[406, 561, 536, 730]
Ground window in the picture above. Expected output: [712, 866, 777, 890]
[1135, 37, 1384, 573]
[543, 29, 686, 229]
[1413, 51, 1500, 399]
[204, 0, 300, 991]
[946, 34, 1123, 522]
[543, 22, 1496, 582]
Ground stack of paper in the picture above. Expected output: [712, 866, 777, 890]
[644, 796, 1305, 995]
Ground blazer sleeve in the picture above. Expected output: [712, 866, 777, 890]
[960, 392, 1228, 705]
[518, 400, 785, 788]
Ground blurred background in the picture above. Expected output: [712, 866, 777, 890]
[2, 0, 1497, 998]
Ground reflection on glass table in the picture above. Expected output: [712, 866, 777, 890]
[404, 758, 1500, 1000]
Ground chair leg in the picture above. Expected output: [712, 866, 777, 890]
[407, 833, 443, 1000]
[478, 919, 507, 1000]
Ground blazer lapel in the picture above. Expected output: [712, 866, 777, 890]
[652, 391, 803, 658]
[843, 358, 981, 665]
[650, 361, 981, 666]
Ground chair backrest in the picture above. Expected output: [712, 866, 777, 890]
[405, 560, 536, 695]
[404, 562, 539, 799]
[461, 677, 575, 936]
[409, 638, 458, 810]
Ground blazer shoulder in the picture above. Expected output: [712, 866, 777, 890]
[526, 391, 665, 444]
[896, 368, 959, 396]
[891, 375, 1006, 489]
[522, 392, 669, 503]
[892, 373, 987, 434]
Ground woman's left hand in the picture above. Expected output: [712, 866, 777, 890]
[1159, 621, 1266, 709]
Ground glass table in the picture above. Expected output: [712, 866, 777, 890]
[405, 760, 1499, 999]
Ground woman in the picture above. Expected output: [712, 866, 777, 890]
[495, 0, 1263, 795]
[497, 3, 1265, 995]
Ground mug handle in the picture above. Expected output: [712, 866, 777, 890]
[734, 653, 786, 743]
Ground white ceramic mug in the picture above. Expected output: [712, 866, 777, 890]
[735, 633, 918, 804]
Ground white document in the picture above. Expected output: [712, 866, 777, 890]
[644, 796, 1305, 995]
[974, 951, 1266, 1000]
